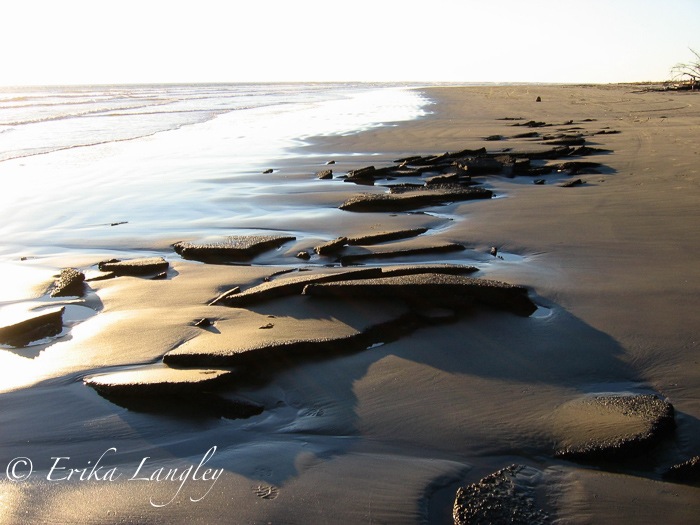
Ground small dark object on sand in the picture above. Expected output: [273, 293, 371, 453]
[262, 168, 273, 174]
[536, 96, 542, 102]
[296, 251, 311, 260]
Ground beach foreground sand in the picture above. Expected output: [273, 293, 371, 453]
[1, 85, 698, 523]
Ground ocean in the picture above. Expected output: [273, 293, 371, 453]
[0, 83, 429, 263]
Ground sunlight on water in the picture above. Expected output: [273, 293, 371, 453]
[0, 84, 428, 260]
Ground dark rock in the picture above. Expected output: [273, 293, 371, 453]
[85, 367, 262, 419]
[339, 244, 466, 266]
[534, 179, 546, 185]
[523, 146, 573, 159]
[385, 183, 427, 192]
[512, 158, 532, 174]
[543, 136, 586, 146]
[447, 147, 488, 159]
[536, 96, 542, 102]
[346, 228, 429, 245]
[511, 120, 548, 128]
[569, 145, 611, 156]
[553, 394, 675, 461]
[316, 169, 333, 180]
[151, 271, 168, 280]
[194, 318, 213, 328]
[554, 161, 602, 174]
[326, 160, 336, 165]
[259, 323, 274, 329]
[164, 313, 419, 368]
[303, 273, 537, 316]
[0, 307, 65, 347]
[314, 237, 348, 256]
[454, 157, 504, 175]
[560, 178, 584, 187]
[262, 169, 273, 174]
[344, 176, 375, 186]
[526, 166, 555, 177]
[663, 456, 700, 484]
[425, 173, 459, 185]
[98, 257, 169, 276]
[50, 268, 85, 297]
[453, 465, 548, 525]
[110, 221, 128, 226]
[339, 186, 492, 212]
[209, 268, 383, 307]
[512, 131, 540, 139]
[489, 246, 498, 257]
[296, 250, 311, 260]
[380, 264, 479, 277]
[173, 235, 296, 263]
[85, 366, 233, 397]
[484, 134, 504, 141]
[347, 166, 376, 179]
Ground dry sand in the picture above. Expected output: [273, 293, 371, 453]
[0, 84, 698, 523]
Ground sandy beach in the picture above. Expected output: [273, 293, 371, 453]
[1, 84, 699, 523]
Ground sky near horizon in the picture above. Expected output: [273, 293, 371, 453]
[2, 0, 699, 86]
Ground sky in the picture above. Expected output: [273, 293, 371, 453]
[2, 0, 699, 86]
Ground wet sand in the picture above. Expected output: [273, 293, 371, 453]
[1, 84, 699, 523]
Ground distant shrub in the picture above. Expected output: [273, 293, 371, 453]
[671, 48, 700, 90]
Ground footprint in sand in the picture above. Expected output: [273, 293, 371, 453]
[253, 484, 280, 500]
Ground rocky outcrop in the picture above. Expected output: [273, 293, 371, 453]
[453, 465, 549, 525]
[163, 313, 419, 368]
[560, 178, 584, 187]
[314, 236, 348, 255]
[85, 366, 262, 419]
[209, 268, 383, 307]
[663, 456, 700, 484]
[553, 394, 675, 461]
[346, 228, 429, 245]
[85, 366, 233, 396]
[0, 307, 64, 347]
[339, 186, 492, 212]
[173, 235, 296, 263]
[98, 257, 169, 276]
[338, 243, 467, 266]
[50, 268, 85, 297]
[303, 273, 537, 316]
[379, 264, 479, 277]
